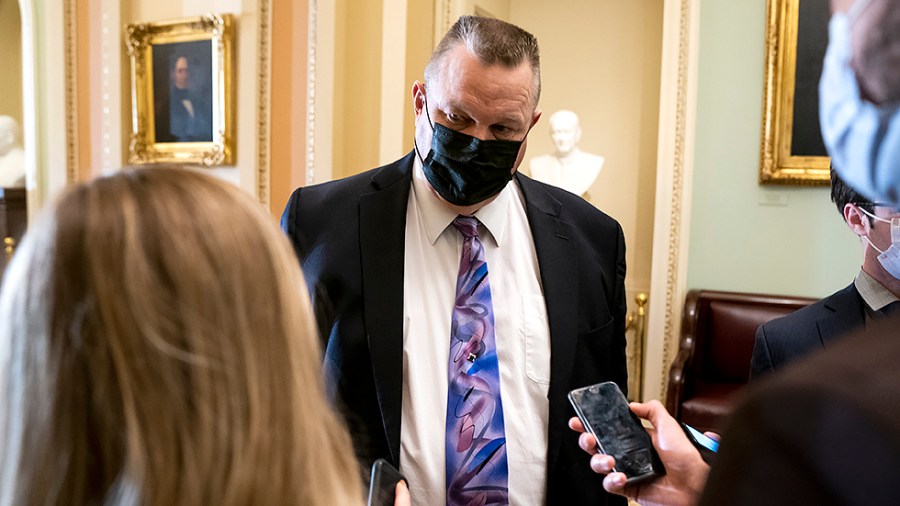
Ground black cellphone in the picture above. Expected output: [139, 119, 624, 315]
[680, 423, 719, 465]
[367, 458, 407, 506]
[568, 382, 665, 484]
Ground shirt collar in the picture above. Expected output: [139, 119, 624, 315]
[411, 155, 510, 247]
[855, 269, 900, 311]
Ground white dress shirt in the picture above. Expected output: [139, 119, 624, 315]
[399, 157, 551, 505]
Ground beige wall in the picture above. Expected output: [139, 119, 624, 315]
[402, 0, 435, 151]
[0, 0, 23, 125]
[330, 0, 435, 177]
[270, 0, 309, 215]
[511, 0, 664, 295]
[332, 0, 383, 179]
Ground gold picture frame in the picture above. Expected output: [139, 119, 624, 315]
[759, 0, 830, 185]
[125, 14, 234, 166]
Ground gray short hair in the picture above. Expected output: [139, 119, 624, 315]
[424, 16, 541, 107]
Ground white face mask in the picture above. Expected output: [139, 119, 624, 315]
[859, 207, 900, 280]
[819, 0, 900, 205]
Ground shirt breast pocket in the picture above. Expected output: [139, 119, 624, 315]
[522, 294, 551, 385]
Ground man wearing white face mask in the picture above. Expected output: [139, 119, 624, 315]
[751, 169, 900, 380]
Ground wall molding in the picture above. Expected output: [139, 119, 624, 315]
[64, 0, 78, 183]
[256, 0, 272, 205]
[18, 0, 38, 219]
[644, 0, 700, 402]
[306, 0, 317, 185]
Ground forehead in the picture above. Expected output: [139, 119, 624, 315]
[175, 57, 189, 69]
[431, 45, 535, 122]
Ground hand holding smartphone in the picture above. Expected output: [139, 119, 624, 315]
[367, 459, 407, 506]
[568, 382, 665, 484]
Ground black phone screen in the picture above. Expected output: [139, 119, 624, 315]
[568, 382, 665, 484]
[367, 458, 406, 506]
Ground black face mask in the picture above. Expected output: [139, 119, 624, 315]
[416, 99, 525, 206]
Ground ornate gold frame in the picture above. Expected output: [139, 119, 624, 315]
[759, 0, 829, 185]
[125, 14, 234, 166]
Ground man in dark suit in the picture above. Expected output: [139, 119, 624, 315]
[282, 15, 626, 506]
[750, 168, 900, 379]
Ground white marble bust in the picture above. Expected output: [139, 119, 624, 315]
[0, 116, 25, 188]
[529, 110, 604, 197]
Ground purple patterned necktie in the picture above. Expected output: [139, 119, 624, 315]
[446, 216, 509, 506]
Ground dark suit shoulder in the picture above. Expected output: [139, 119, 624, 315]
[529, 176, 618, 223]
[281, 153, 413, 233]
[515, 173, 623, 245]
[751, 283, 863, 379]
[292, 163, 403, 207]
[758, 284, 854, 337]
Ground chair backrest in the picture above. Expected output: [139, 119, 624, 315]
[686, 290, 815, 384]
[666, 289, 817, 430]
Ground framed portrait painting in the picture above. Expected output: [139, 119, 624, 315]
[125, 14, 234, 166]
[759, 0, 830, 185]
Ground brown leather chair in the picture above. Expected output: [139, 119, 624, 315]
[665, 289, 816, 432]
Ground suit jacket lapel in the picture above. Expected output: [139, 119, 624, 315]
[515, 174, 578, 471]
[818, 283, 866, 347]
[359, 152, 414, 465]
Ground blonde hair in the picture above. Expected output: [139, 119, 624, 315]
[0, 167, 363, 505]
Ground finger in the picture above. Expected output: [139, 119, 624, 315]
[568, 416, 586, 433]
[602, 472, 628, 495]
[704, 431, 721, 442]
[590, 453, 616, 474]
[394, 480, 410, 506]
[633, 400, 679, 430]
[578, 431, 598, 454]
[628, 401, 652, 419]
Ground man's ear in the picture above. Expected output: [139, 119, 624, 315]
[531, 109, 542, 129]
[412, 81, 426, 117]
[844, 203, 871, 237]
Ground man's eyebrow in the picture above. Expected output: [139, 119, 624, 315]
[495, 114, 527, 127]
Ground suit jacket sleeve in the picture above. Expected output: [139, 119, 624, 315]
[279, 187, 299, 246]
[280, 186, 338, 347]
[613, 221, 628, 392]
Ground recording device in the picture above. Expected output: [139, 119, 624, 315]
[367, 458, 407, 506]
[568, 382, 665, 484]
[680, 422, 719, 465]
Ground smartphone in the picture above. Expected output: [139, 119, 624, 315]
[568, 382, 665, 484]
[681, 423, 719, 465]
[367, 458, 406, 506]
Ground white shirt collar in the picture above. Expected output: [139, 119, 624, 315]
[411, 155, 510, 247]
